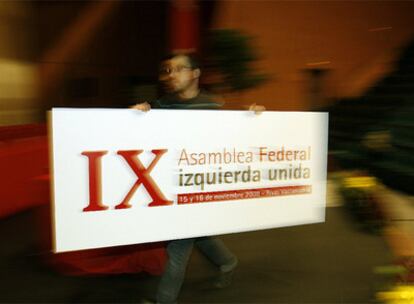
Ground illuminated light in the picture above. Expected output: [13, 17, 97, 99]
[0, 58, 37, 99]
[377, 285, 414, 302]
[369, 26, 393, 32]
[343, 176, 377, 189]
[306, 61, 331, 67]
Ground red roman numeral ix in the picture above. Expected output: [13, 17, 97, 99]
[81, 149, 173, 212]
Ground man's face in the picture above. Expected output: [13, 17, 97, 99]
[159, 55, 199, 93]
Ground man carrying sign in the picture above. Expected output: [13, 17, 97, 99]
[133, 53, 248, 304]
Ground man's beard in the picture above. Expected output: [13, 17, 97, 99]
[164, 81, 192, 94]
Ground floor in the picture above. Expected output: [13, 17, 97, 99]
[0, 205, 393, 303]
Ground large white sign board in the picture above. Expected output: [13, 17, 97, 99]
[51, 109, 328, 252]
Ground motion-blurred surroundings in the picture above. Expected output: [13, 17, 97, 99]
[1, 1, 414, 303]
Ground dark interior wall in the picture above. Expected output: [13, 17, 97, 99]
[213, 1, 414, 110]
[0, 1, 38, 62]
[34, 1, 168, 108]
[198, 0, 217, 59]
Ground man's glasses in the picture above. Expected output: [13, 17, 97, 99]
[160, 66, 192, 75]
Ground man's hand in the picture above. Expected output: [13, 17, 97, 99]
[248, 103, 266, 115]
[130, 102, 151, 112]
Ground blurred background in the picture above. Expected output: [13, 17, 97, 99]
[0, 0, 414, 303]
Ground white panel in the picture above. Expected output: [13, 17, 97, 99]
[51, 108, 328, 252]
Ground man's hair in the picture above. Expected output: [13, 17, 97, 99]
[161, 53, 201, 70]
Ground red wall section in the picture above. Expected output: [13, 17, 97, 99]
[0, 124, 49, 218]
